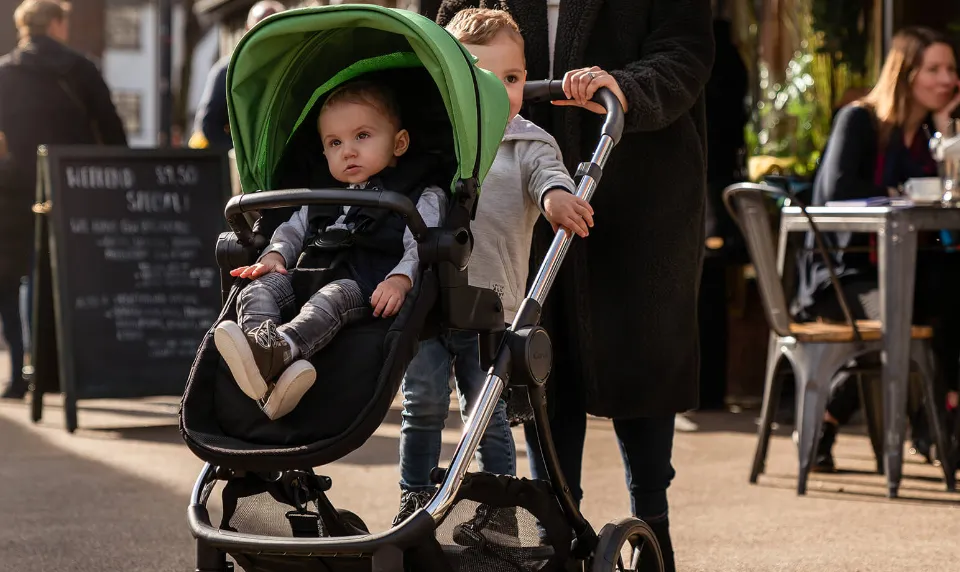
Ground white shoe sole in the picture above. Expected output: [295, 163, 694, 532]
[261, 360, 316, 420]
[214, 321, 269, 400]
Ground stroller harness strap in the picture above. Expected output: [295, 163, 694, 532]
[299, 154, 442, 293]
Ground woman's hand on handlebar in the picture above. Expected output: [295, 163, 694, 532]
[554, 66, 628, 115]
[230, 252, 288, 279]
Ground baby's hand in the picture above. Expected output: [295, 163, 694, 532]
[371, 275, 412, 318]
[230, 252, 287, 279]
[544, 188, 594, 238]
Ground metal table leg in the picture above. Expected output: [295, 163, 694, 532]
[877, 214, 918, 498]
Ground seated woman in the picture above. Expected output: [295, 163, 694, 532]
[794, 26, 960, 471]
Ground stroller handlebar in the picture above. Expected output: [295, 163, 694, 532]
[224, 189, 428, 247]
[522, 81, 624, 145]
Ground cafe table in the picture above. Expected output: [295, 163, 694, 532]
[778, 201, 960, 497]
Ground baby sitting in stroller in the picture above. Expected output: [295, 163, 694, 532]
[214, 80, 446, 420]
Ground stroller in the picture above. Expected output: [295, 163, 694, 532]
[180, 5, 660, 572]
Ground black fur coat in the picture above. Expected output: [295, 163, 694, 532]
[436, 0, 715, 418]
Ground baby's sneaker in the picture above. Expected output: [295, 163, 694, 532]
[392, 488, 435, 527]
[214, 319, 294, 401]
[260, 360, 316, 420]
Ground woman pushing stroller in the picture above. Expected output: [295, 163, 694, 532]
[182, 5, 672, 571]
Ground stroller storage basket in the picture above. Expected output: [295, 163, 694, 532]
[188, 469, 572, 572]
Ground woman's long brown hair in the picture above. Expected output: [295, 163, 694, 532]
[858, 26, 952, 148]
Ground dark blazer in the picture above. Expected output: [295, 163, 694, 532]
[438, 0, 715, 417]
[795, 104, 939, 315]
[0, 35, 126, 279]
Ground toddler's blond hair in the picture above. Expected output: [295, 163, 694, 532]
[445, 8, 524, 53]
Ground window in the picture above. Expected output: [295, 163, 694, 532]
[105, 5, 142, 50]
[112, 91, 142, 136]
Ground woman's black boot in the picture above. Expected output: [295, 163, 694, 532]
[812, 421, 838, 473]
[638, 518, 675, 572]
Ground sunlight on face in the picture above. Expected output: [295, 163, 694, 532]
[912, 43, 958, 114]
[318, 101, 408, 185]
[464, 32, 527, 119]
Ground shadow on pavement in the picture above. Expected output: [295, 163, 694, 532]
[339, 432, 529, 468]
[0, 416, 194, 572]
[81, 423, 184, 445]
[681, 410, 877, 438]
[757, 473, 960, 506]
[36, 400, 180, 420]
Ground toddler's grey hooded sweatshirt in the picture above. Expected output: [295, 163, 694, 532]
[470, 115, 575, 322]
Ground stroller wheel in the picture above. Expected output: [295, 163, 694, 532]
[336, 509, 369, 535]
[591, 517, 663, 572]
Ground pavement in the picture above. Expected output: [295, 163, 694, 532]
[1, 348, 959, 572]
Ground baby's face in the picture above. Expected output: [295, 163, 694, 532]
[464, 32, 526, 119]
[319, 101, 408, 184]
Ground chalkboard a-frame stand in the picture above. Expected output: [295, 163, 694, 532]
[30, 145, 230, 432]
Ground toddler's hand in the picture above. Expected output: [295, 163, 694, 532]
[371, 275, 412, 317]
[230, 252, 287, 279]
[544, 188, 594, 238]
[948, 390, 959, 411]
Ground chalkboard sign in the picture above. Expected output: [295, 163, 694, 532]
[30, 146, 229, 432]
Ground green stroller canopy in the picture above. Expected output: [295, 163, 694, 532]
[226, 4, 510, 194]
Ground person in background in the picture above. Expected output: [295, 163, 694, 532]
[795, 27, 960, 472]
[0, 0, 127, 400]
[704, 17, 748, 254]
[436, 3, 714, 571]
[699, 17, 749, 411]
[189, 0, 286, 150]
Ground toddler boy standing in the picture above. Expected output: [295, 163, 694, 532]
[394, 8, 594, 524]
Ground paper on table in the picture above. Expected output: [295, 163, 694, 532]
[825, 196, 894, 207]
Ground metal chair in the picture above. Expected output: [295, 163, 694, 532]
[723, 183, 956, 495]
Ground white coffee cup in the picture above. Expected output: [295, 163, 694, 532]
[904, 177, 943, 202]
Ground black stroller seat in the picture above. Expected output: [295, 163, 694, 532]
[181, 266, 435, 469]
[181, 61, 463, 470]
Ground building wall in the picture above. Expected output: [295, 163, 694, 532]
[100, 0, 215, 147]
[214, 0, 418, 57]
[101, 1, 158, 147]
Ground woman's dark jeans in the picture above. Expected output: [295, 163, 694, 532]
[523, 382, 677, 571]
[807, 252, 960, 424]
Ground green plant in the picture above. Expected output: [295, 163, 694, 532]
[748, 50, 824, 176]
